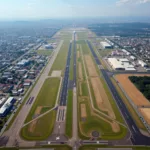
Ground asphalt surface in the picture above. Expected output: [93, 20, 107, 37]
[60, 42, 72, 106]
[87, 40, 150, 145]
[114, 71, 150, 74]
[73, 33, 77, 86]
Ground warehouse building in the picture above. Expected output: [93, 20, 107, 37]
[122, 49, 131, 55]
[108, 58, 136, 71]
[138, 60, 148, 67]
[0, 97, 15, 117]
[100, 41, 113, 49]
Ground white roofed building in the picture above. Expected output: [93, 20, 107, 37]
[100, 41, 113, 49]
[138, 60, 148, 67]
[108, 58, 136, 71]
[0, 97, 15, 117]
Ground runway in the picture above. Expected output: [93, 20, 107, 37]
[73, 33, 77, 86]
[60, 42, 72, 106]
[87, 40, 150, 145]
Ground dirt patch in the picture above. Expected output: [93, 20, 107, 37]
[51, 70, 61, 77]
[111, 121, 120, 133]
[139, 108, 150, 125]
[78, 62, 83, 80]
[81, 104, 87, 118]
[29, 106, 42, 133]
[91, 77, 116, 119]
[116, 74, 150, 106]
[84, 55, 98, 77]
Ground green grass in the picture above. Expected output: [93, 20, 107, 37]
[81, 82, 89, 96]
[77, 39, 127, 140]
[99, 49, 113, 57]
[25, 78, 60, 123]
[77, 32, 88, 40]
[60, 32, 72, 40]
[49, 40, 70, 76]
[111, 77, 147, 131]
[78, 100, 114, 140]
[65, 90, 73, 138]
[20, 78, 60, 140]
[77, 40, 89, 55]
[36, 49, 53, 56]
[21, 110, 56, 140]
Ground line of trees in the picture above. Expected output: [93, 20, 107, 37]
[129, 76, 150, 101]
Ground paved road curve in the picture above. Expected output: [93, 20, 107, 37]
[87, 40, 150, 145]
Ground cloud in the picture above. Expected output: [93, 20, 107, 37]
[116, 0, 150, 6]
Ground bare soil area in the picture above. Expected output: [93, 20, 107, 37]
[139, 108, 150, 125]
[116, 74, 150, 106]
[29, 106, 42, 133]
[51, 70, 61, 77]
[91, 77, 116, 119]
[81, 104, 87, 118]
[84, 55, 98, 77]
[78, 63, 83, 80]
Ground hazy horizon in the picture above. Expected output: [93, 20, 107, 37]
[0, 0, 150, 21]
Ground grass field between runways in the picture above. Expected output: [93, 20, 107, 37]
[49, 40, 70, 76]
[21, 77, 60, 140]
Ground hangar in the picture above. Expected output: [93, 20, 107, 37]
[108, 58, 135, 71]
[0, 97, 15, 117]
[100, 41, 113, 49]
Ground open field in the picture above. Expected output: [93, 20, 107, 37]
[90, 77, 116, 119]
[21, 110, 56, 140]
[84, 54, 118, 123]
[99, 49, 113, 57]
[77, 42, 126, 140]
[111, 78, 147, 131]
[49, 40, 70, 76]
[116, 74, 150, 106]
[80, 104, 87, 118]
[77, 32, 88, 40]
[78, 62, 83, 80]
[21, 78, 60, 140]
[139, 108, 150, 124]
[84, 55, 98, 77]
[65, 90, 73, 138]
[36, 49, 53, 56]
[60, 31, 72, 40]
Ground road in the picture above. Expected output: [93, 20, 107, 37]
[60, 42, 72, 106]
[87, 40, 150, 145]
[1, 40, 64, 147]
[71, 32, 78, 149]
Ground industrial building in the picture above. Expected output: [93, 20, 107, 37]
[130, 55, 136, 60]
[138, 60, 148, 67]
[122, 49, 131, 55]
[45, 44, 53, 49]
[108, 58, 136, 71]
[100, 41, 113, 49]
[0, 97, 15, 117]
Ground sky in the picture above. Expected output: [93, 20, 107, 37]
[0, 0, 150, 20]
